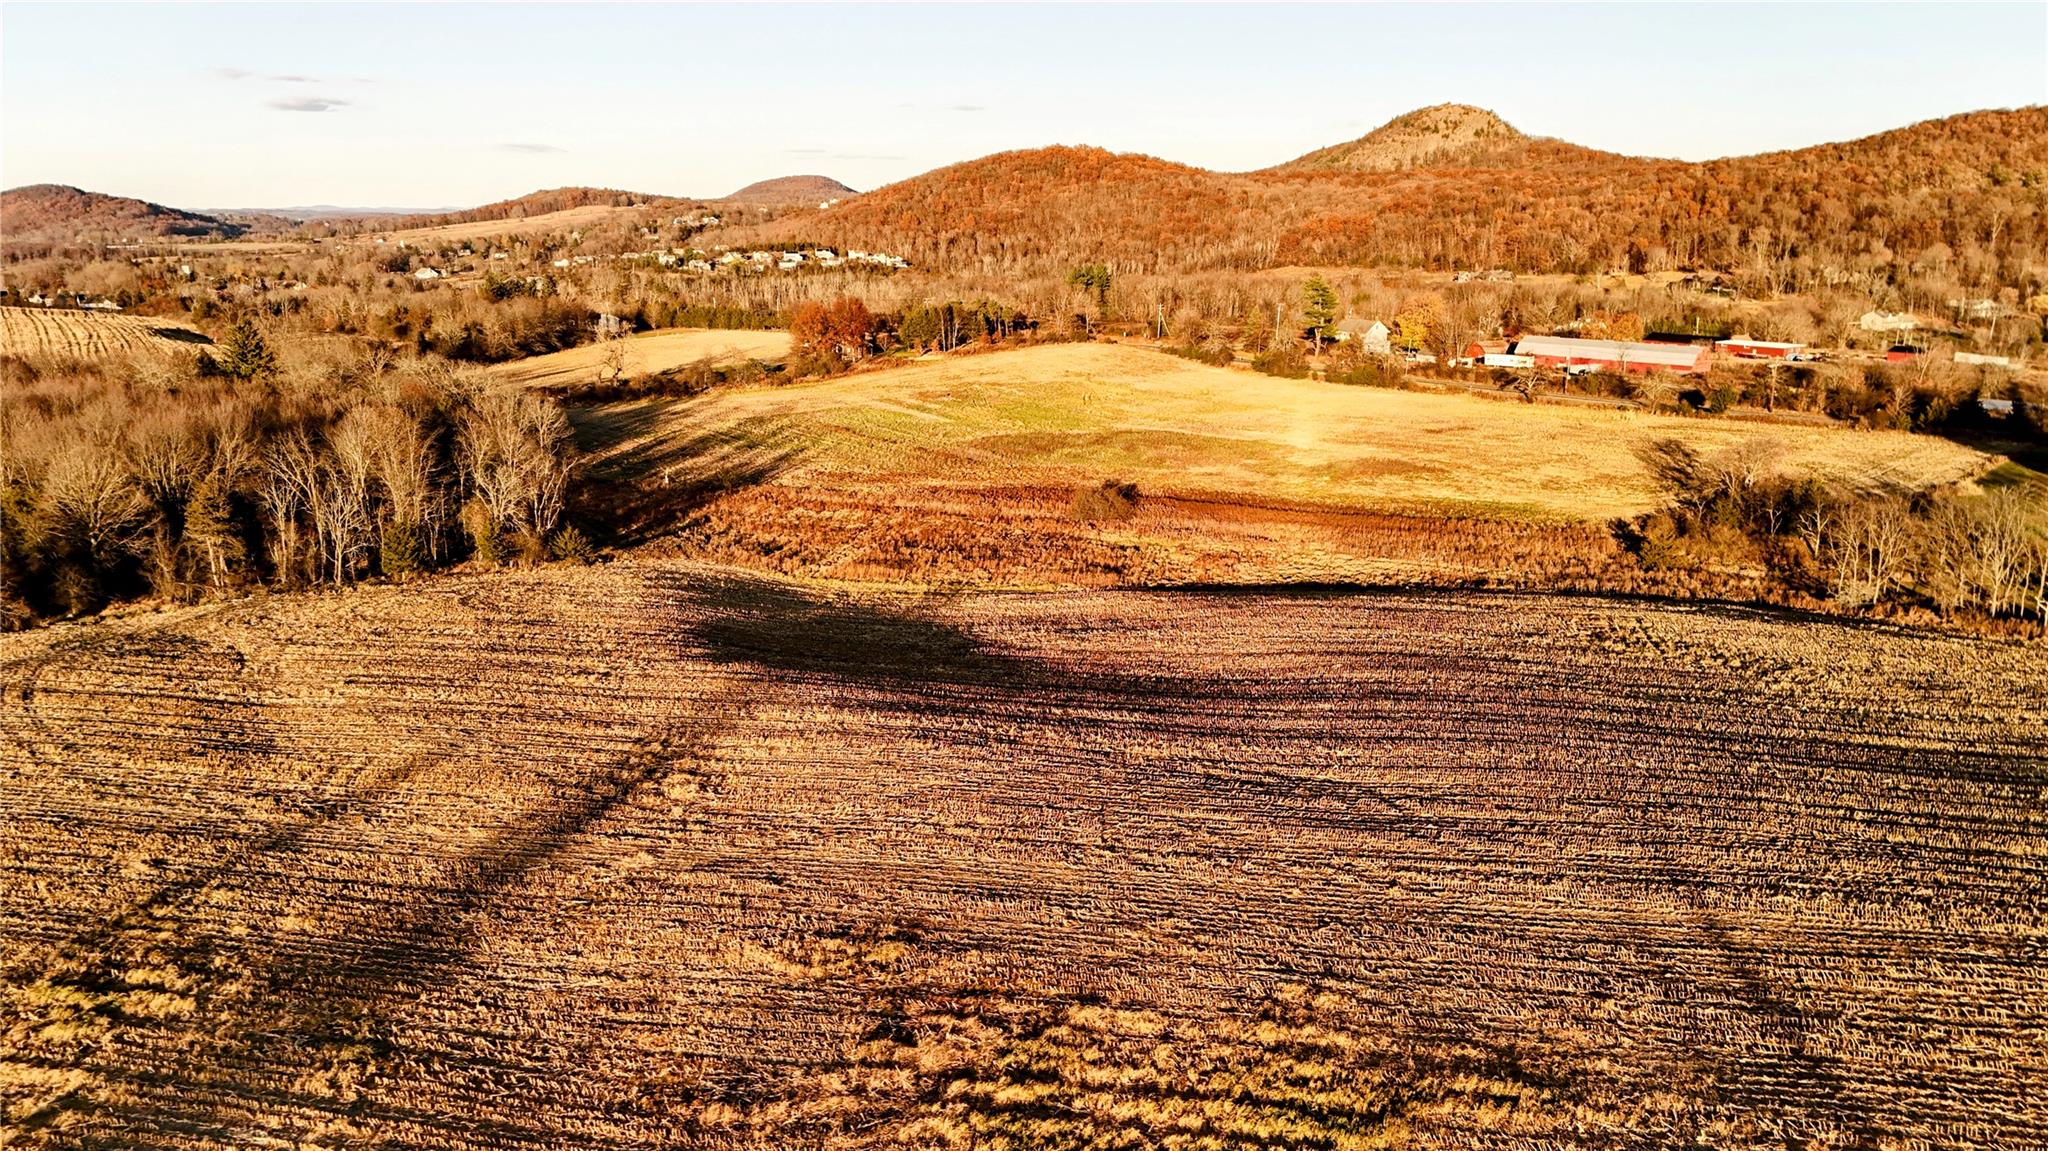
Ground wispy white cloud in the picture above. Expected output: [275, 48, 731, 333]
[269, 96, 349, 113]
[501, 142, 564, 154]
[212, 66, 254, 80]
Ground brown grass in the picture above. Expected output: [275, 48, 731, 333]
[568, 342, 1992, 593]
[489, 327, 792, 391]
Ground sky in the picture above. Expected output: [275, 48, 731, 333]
[3, 2, 2044, 210]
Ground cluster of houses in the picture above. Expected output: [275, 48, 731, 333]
[687, 247, 910, 274]
[1337, 319, 2024, 376]
[1, 287, 125, 311]
[408, 242, 912, 283]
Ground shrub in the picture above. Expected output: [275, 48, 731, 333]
[549, 525, 594, 563]
[1069, 480, 1140, 523]
[1164, 344, 1235, 367]
[510, 529, 549, 567]
[460, 497, 501, 567]
[1251, 347, 1309, 379]
[1328, 357, 1402, 388]
[380, 518, 425, 580]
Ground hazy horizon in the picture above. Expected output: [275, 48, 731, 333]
[3, 1, 2045, 210]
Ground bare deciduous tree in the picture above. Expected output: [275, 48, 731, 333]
[1822, 496, 1912, 607]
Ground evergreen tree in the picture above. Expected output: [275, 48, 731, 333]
[1302, 276, 1339, 354]
[184, 467, 244, 589]
[1068, 264, 1113, 324]
[214, 321, 278, 381]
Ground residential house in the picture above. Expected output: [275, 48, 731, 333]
[1349, 320, 1392, 355]
[1859, 310, 1917, 333]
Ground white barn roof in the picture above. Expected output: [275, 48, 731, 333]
[1512, 335, 1704, 368]
[1716, 338, 1805, 350]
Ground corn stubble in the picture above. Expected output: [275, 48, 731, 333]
[1, 559, 2043, 1148]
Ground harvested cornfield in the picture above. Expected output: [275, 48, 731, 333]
[0, 306, 210, 359]
[2, 559, 2043, 1149]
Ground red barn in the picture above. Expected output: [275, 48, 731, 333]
[1511, 335, 1709, 375]
[1716, 337, 1805, 360]
[1886, 344, 1925, 362]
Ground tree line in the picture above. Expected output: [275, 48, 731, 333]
[1, 326, 582, 628]
[1630, 438, 2048, 627]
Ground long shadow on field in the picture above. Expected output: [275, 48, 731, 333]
[680, 574, 1078, 692]
[214, 723, 727, 1143]
[569, 413, 803, 546]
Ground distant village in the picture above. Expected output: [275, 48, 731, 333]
[1336, 303, 2026, 375]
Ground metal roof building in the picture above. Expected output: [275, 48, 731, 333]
[1511, 335, 1710, 375]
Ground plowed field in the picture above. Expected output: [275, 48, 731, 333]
[0, 307, 210, 359]
[3, 559, 2042, 1149]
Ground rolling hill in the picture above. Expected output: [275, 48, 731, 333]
[745, 105, 2048, 277]
[724, 174, 857, 204]
[567, 341, 1989, 588]
[0, 184, 246, 245]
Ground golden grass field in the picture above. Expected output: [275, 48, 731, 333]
[3, 558, 2043, 1149]
[490, 327, 793, 391]
[573, 342, 1994, 588]
[0, 307, 210, 359]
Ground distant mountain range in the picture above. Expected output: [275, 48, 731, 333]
[8, 103, 2043, 277]
[211, 205, 463, 219]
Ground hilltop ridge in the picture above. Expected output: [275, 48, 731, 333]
[1271, 103, 1543, 172]
[725, 174, 857, 205]
[749, 104, 2046, 276]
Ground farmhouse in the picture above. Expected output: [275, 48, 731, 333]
[1347, 319, 1392, 355]
[1511, 334, 1709, 374]
[1860, 310, 1918, 333]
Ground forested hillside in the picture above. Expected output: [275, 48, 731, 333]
[752, 106, 2048, 288]
[0, 184, 245, 245]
